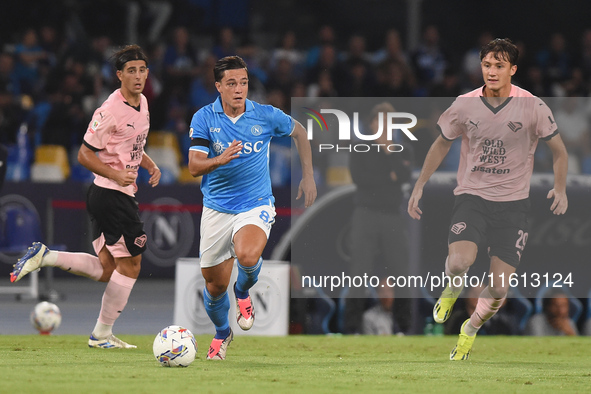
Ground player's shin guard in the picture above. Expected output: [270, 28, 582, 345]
[469, 286, 506, 331]
[235, 257, 262, 298]
[203, 287, 231, 339]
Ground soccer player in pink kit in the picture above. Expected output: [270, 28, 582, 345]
[408, 38, 568, 360]
[11, 45, 161, 349]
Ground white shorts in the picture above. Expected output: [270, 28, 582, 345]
[199, 205, 276, 268]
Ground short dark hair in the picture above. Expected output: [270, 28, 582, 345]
[480, 38, 519, 65]
[112, 44, 148, 71]
[213, 55, 248, 82]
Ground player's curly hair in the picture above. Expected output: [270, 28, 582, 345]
[480, 38, 519, 65]
[214, 55, 248, 82]
[112, 44, 148, 70]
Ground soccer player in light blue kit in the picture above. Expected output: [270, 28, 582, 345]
[188, 56, 317, 360]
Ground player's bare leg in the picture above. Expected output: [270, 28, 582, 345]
[434, 241, 477, 323]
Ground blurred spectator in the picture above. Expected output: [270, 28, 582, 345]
[461, 31, 494, 91]
[372, 28, 410, 67]
[189, 54, 219, 113]
[361, 278, 404, 336]
[345, 102, 413, 334]
[375, 60, 413, 97]
[307, 69, 338, 98]
[0, 52, 24, 144]
[536, 33, 573, 96]
[163, 26, 200, 91]
[338, 34, 376, 96]
[270, 30, 305, 77]
[553, 95, 590, 173]
[521, 66, 547, 97]
[338, 58, 376, 97]
[306, 44, 345, 90]
[305, 25, 336, 69]
[577, 29, 591, 83]
[411, 25, 447, 95]
[266, 57, 297, 99]
[525, 290, 579, 336]
[13, 28, 48, 96]
[212, 26, 237, 60]
[429, 67, 462, 97]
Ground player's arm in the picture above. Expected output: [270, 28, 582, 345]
[407, 135, 453, 220]
[77, 144, 138, 187]
[545, 133, 568, 215]
[188, 140, 243, 177]
[140, 152, 161, 187]
[291, 120, 317, 208]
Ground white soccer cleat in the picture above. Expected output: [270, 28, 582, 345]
[206, 329, 233, 360]
[88, 334, 137, 349]
[234, 282, 255, 330]
[10, 242, 48, 283]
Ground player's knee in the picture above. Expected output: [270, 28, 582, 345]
[115, 255, 142, 278]
[235, 251, 260, 267]
[98, 265, 115, 282]
[205, 280, 228, 298]
[447, 252, 474, 274]
[488, 284, 509, 299]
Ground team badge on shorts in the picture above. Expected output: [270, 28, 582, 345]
[451, 222, 467, 235]
[134, 234, 147, 248]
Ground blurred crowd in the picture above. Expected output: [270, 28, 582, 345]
[3, 1, 591, 183]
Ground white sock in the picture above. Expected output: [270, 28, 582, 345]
[463, 321, 479, 336]
[92, 321, 113, 339]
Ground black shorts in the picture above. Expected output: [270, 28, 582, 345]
[87, 184, 147, 257]
[448, 194, 530, 268]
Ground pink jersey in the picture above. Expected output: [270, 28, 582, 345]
[438, 85, 557, 201]
[82, 89, 150, 196]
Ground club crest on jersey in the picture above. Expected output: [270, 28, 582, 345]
[451, 222, 467, 235]
[251, 125, 263, 136]
[212, 141, 224, 154]
[507, 121, 523, 133]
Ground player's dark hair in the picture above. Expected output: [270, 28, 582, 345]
[112, 44, 148, 71]
[214, 55, 248, 82]
[480, 38, 519, 65]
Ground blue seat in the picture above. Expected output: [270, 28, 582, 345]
[308, 288, 336, 335]
[508, 287, 534, 334]
[0, 206, 42, 253]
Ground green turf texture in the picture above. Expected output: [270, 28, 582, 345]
[1, 335, 590, 393]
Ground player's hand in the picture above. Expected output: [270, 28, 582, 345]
[216, 140, 243, 166]
[407, 186, 423, 220]
[148, 166, 161, 187]
[296, 176, 317, 208]
[549, 317, 576, 336]
[547, 188, 568, 215]
[114, 168, 138, 187]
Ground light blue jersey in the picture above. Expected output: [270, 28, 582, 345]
[189, 97, 294, 213]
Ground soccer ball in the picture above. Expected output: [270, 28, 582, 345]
[30, 301, 62, 334]
[153, 325, 197, 367]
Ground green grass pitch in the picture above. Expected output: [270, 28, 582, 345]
[1, 335, 590, 393]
